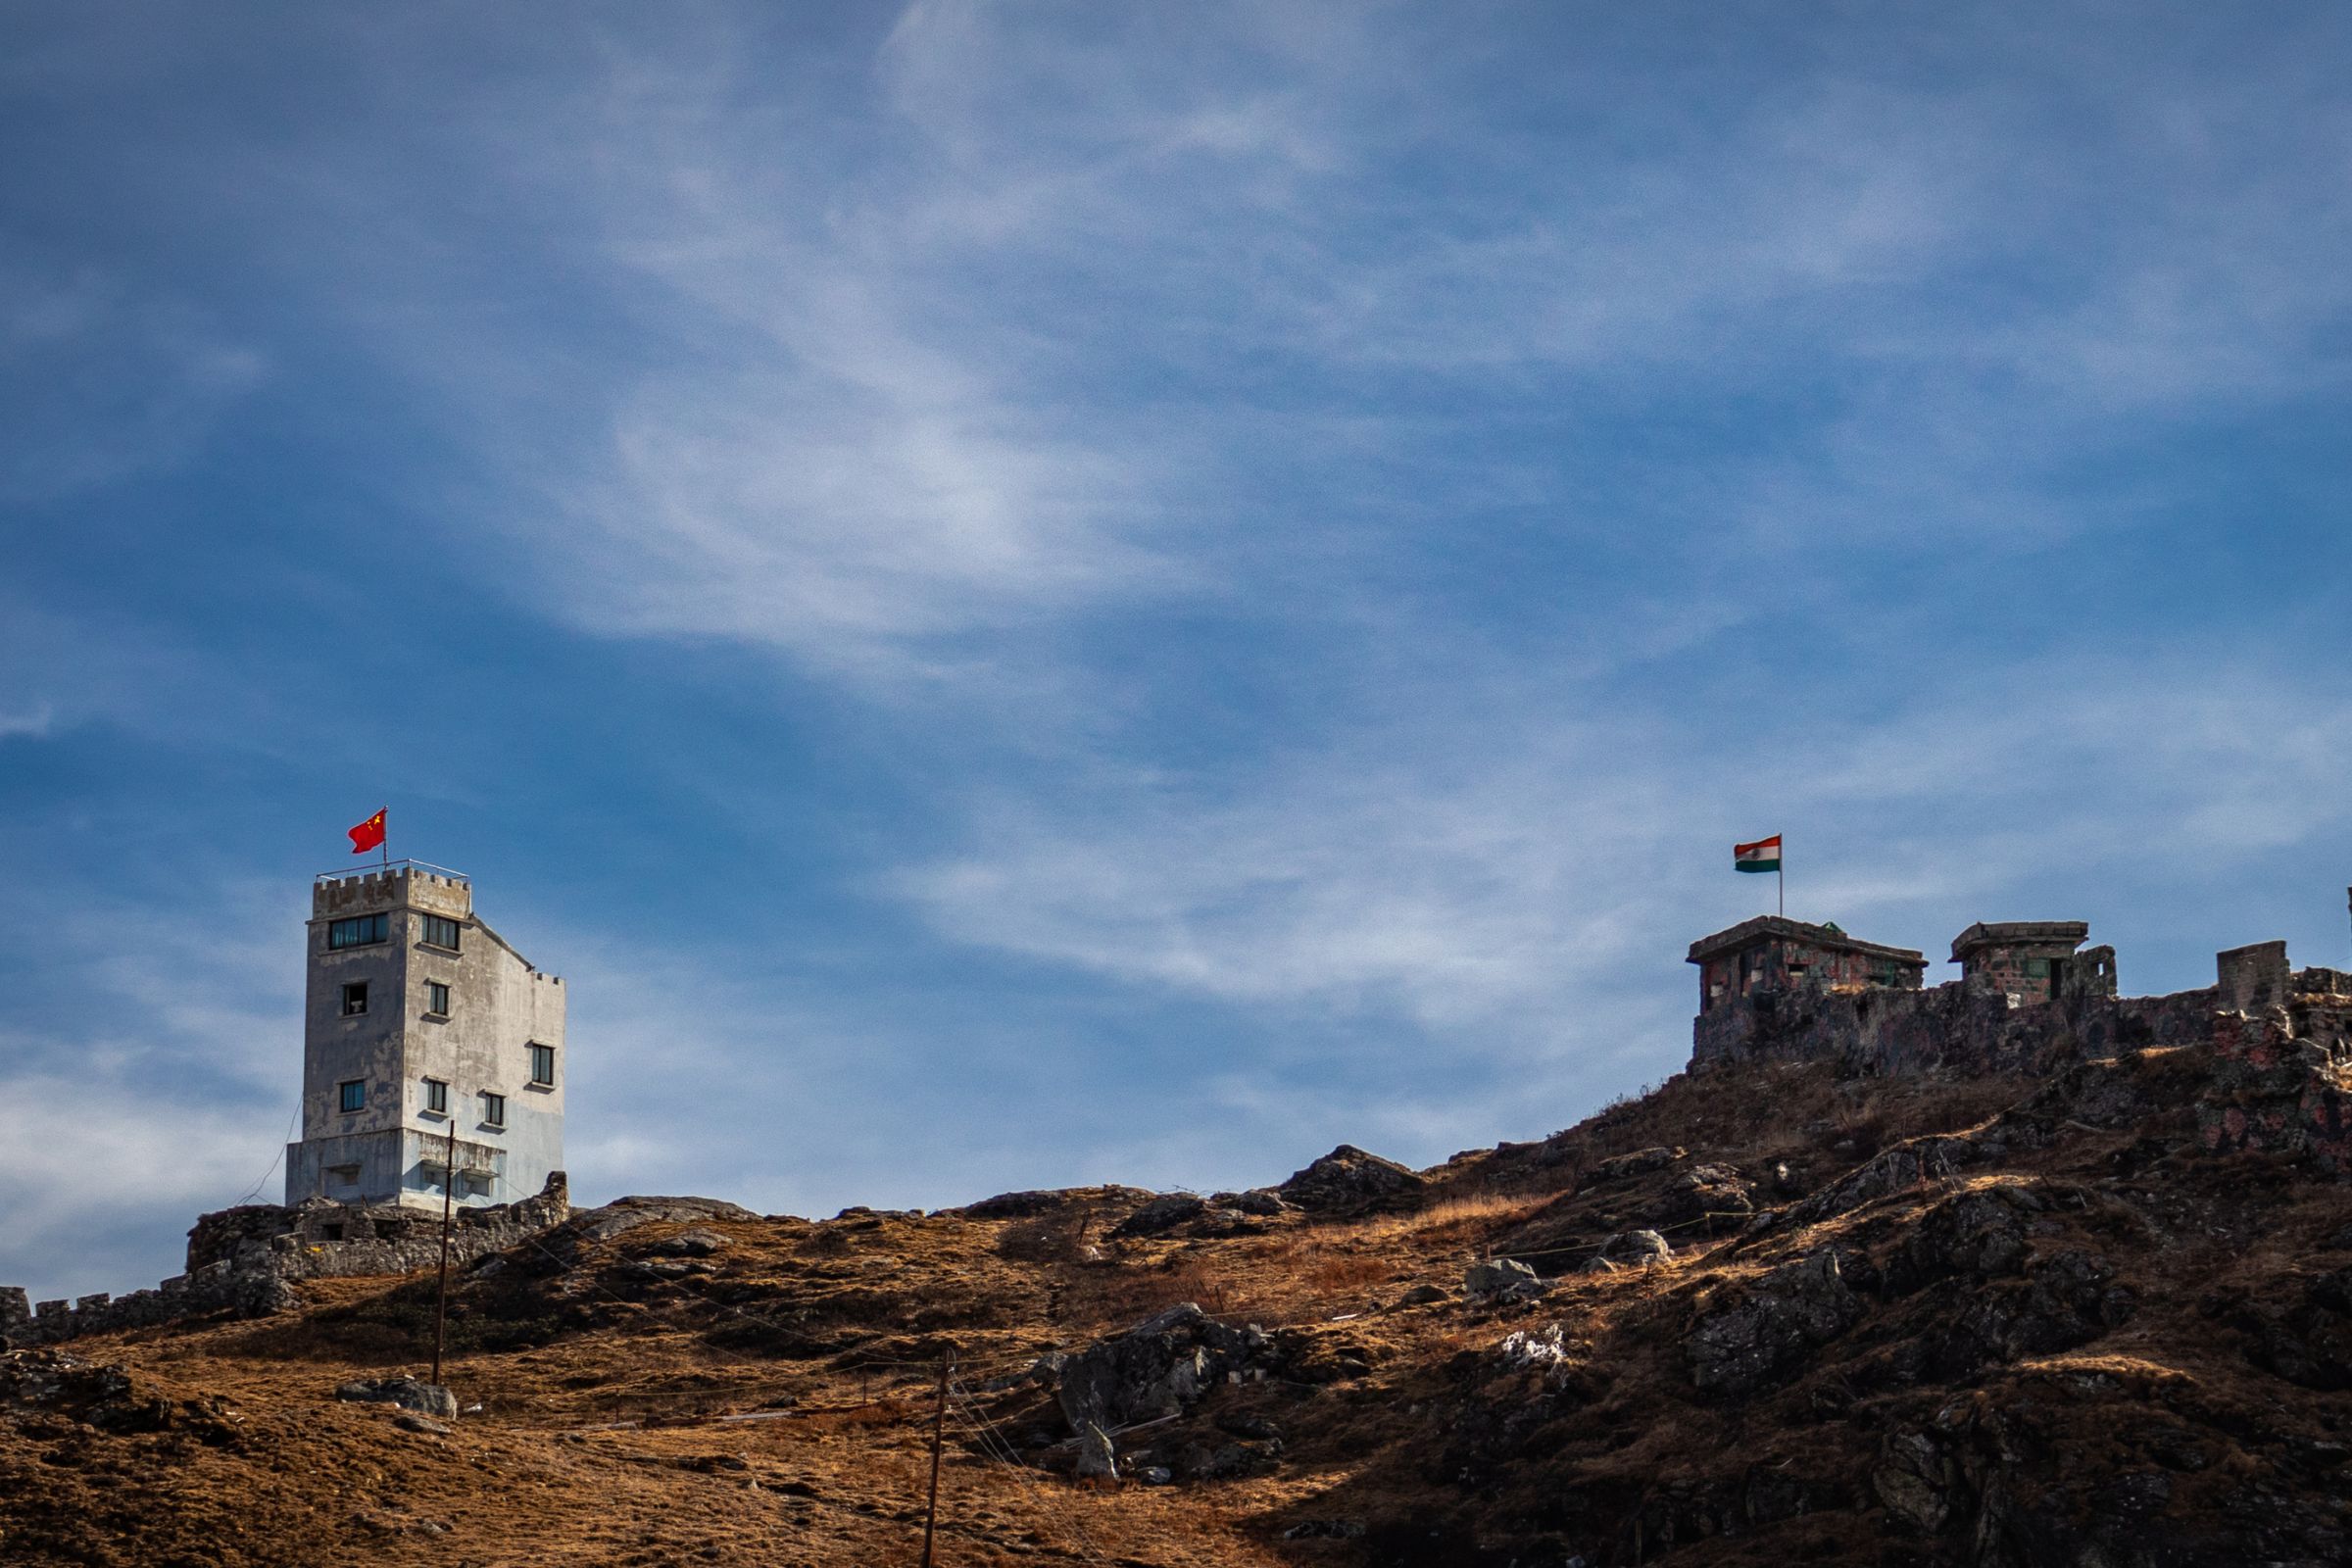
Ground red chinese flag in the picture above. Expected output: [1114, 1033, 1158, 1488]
[348, 808, 387, 856]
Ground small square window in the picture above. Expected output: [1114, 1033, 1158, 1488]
[480, 1091, 506, 1128]
[423, 1077, 448, 1114]
[340, 981, 368, 1017]
[426, 981, 450, 1016]
[421, 914, 463, 952]
[528, 1043, 556, 1087]
[337, 1080, 366, 1113]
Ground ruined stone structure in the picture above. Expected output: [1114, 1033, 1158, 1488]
[1689, 916, 1929, 1016]
[287, 864, 564, 1210]
[1689, 914, 2350, 1082]
[1, 1176, 569, 1349]
[1951, 921, 2109, 1006]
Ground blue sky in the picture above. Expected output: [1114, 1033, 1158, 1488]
[5, 1, 2352, 1303]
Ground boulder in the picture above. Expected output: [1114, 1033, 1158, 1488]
[334, 1377, 459, 1420]
[1687, 1249, 1862, 1395]
[1592, 1146, 1687, 1182]
[1212, 1189, 1290, 1217]
[1464, 1258, 1546, 1303]
[1054, 1303, 1273, 1436]
[1276, 1146, 1426, 1212]
[1596, 1230, 1673, 1265]
[1075, 1421, 1117, 1480]
[648, 1229, 727, 1258]
[1648, 1164, 1755, 1230]
[1109, 1194, 1209, 1239]
[574, 1197, 758, 1244]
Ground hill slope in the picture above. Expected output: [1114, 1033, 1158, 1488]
[5, 1038, 2351, 1567]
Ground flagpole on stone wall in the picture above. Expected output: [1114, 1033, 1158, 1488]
[1780, 843, 1786, 918]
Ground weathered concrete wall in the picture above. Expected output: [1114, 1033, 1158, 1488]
[4, 1175, 568, 1350]
[288, 869, 563, 1211]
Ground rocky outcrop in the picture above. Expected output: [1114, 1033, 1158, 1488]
[1687, 1249, 1861, 1395]
[1277, 1146, 1425, 1211]
[1052, 1303, 1277, 1439]
[1109, 1194, 1208, 1238]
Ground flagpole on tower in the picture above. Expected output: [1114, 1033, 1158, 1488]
[1779, 844, 1785, 918]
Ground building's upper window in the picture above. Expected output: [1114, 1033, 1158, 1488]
[480, 1091, 506, 1128]
[338, 1080, 366, 1113]
[421, 914, 463, 952]
[327, 913, 389, 951]
[340, 981, 368, 1017]
[423, 1077, 448, 1114]
[528, 1043, 556, 1087]
[425, 981, 450, 1017]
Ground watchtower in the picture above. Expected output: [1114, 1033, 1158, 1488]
[284, 863, 564, 1210]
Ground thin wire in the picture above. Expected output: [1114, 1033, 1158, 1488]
[225, 1099, 304, 1209]
[947, 1379, 1119, 1567]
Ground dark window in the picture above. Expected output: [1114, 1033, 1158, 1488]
[327, 913, 389, 950]
[480, 1091, 506, 1128]
[423, 1078, 448, 1114]
[421, 914, 463, 952]
[528, 1044, 556, 1087]
[340, 981, 368, 1016]
[426, 981, 450, 1016]
[338, 1080, 366, 1113]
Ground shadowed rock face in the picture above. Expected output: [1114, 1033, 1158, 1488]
[1687, 1249, 1862, 1395]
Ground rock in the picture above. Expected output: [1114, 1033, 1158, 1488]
[1780, 1137, 1975, 1230]
[1213, 1189, 1290, 1217]
[334, 1377, 459, 1420]
[1648, 1163, 1755, 1230]
[1392, 1283, 1450, 1308]
[1056, 1303, 1273, 1437]
[1075, 1421, 1116, 1480]
[1930, 1250, 2132, 1378]
[1494, 1324, 1573, 1375]
[960, 1191, 1071, 1220]
[1592, 1146, 1686, 1182]
[1464, 1258, 1546, 1303]
[648, 1229, 727, 1258]
[1136, 1464, 1173, 1486]
[1873, 1429, 1954, 1533]
[1596, 1230, 1673, 1265]
[1109, 1194, 1208, 1239]
[393, 1412, 453, 1435]
[1687, 1249, 1862, 1395]
[1214, 1412, 1282, 1441]
[573, 1197, 758, 1243]
[1276, 1146, 1426, 1211]
[1886, 1185, 2035, 1293]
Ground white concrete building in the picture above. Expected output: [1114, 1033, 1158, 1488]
[285, 863, 564, 1210]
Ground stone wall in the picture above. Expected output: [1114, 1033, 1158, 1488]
[2, 1173, 568, 1350]
[1690, 940, 2346, 1083]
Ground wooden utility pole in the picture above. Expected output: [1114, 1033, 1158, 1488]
[919, 1352, 955, 1568]
[429, 1117, 457, 1388]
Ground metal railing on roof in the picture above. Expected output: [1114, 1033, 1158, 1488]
[312, 858, 471, 886]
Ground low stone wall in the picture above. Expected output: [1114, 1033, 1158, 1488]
[3, 1174, 568, 1350]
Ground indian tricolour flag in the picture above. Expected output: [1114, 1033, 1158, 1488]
[1735, 835, 1783, 873]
